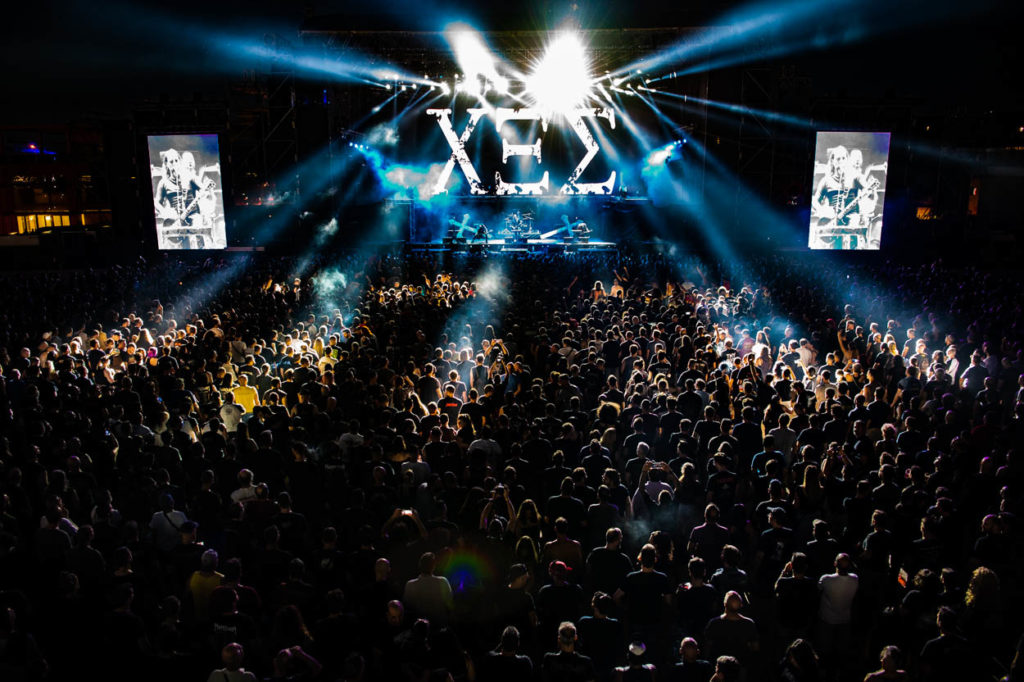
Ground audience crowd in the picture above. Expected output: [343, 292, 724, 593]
[0, 249, 1022, 682]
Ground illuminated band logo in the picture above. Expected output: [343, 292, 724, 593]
[427, 107, 617, 196]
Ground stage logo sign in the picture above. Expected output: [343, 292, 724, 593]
[427, 107, 616, 196]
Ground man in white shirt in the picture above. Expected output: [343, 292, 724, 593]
[219, 392, 244, 433]
[944, 345, 960, 385]
[814, 370, 836, 408]
[796, 338, 817, 369]
[149, 493, 189, 554]
[403, 552, 453, 626]
[818, 553, 858, 678]
[768, 414, 798, 463]
[230, 469, 258, 505]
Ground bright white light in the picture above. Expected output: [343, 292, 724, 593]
[452, 28, 495, 80]
[475, 269, 502, 297]
[647, 143, 675, 166]
[649, 150, 670, 165]
[456, 78, 482, 97]
[440, 82, 451, 96]
[447, 24, 513, 98]
[525, 32, 593, 117]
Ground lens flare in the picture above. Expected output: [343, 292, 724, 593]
[442, 548, 495, 593]
[525, 32, 593, 117]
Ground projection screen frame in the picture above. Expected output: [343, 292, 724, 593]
[808, 130, 891, 251]
[147, 133, 228, 251]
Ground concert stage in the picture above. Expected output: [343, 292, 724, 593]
[407, 238, 618, 255]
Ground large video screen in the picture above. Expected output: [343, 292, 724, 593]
[147, 134, 226, 250]
[809, 131, 890, 250]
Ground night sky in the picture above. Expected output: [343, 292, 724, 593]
[2, 0, 1021, 125]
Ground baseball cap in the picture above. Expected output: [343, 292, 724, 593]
[548, 560, 572, 576]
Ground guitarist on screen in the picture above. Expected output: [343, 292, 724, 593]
[812, 145, 873, 248]
[154, 150, 219, 248]
[813, 145, 851, 224]
[154, 149, 185, 225]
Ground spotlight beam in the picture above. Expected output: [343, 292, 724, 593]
[394, 90, 443, 125]
[347, 93, 399, 131]
[630, 88, 674, 129]
[654, 91, 815, 129]
[609, 91, 652, 149]
[235, 42, 433, 88]
[611, 0, 990, 79]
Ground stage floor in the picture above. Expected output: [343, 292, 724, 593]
[408, 238, 618, 254]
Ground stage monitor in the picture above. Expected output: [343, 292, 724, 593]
[809, 131, 890, 250]
[147, 134, 227, 250]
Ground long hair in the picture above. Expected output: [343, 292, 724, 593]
[965, 566, 1000, 608]
[600, 427, 617, 451]
[679, 461, 698, 486]
[516, 499, 539, 523]
[802, 464, 822, 490]
[786, 639, 820, 675]
[514, 535, 539, 566]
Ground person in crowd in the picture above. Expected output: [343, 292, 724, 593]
[542, 621, 597, 682]
[817, 553, 859, 678]
[863, 645, 908, 682]
[670, 637, 715, 682]
[704, 591, 759, 666]
[478, 626, 533, 682]
[206, 642, 257, 682]
[402, 551, 453, 626]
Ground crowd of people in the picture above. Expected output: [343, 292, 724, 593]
[0, 248, 1022, 682]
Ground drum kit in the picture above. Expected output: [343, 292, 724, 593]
[446, 210, 594, 246]
[497, 210, 540, 243]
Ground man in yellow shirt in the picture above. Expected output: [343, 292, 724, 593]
[188, 549, 224, 623]
[233, 374, 260, 414]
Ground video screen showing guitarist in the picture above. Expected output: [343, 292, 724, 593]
[155, 152, 212, 219]
[148, 134, 227, 250]
[809, 132, 890, 250]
